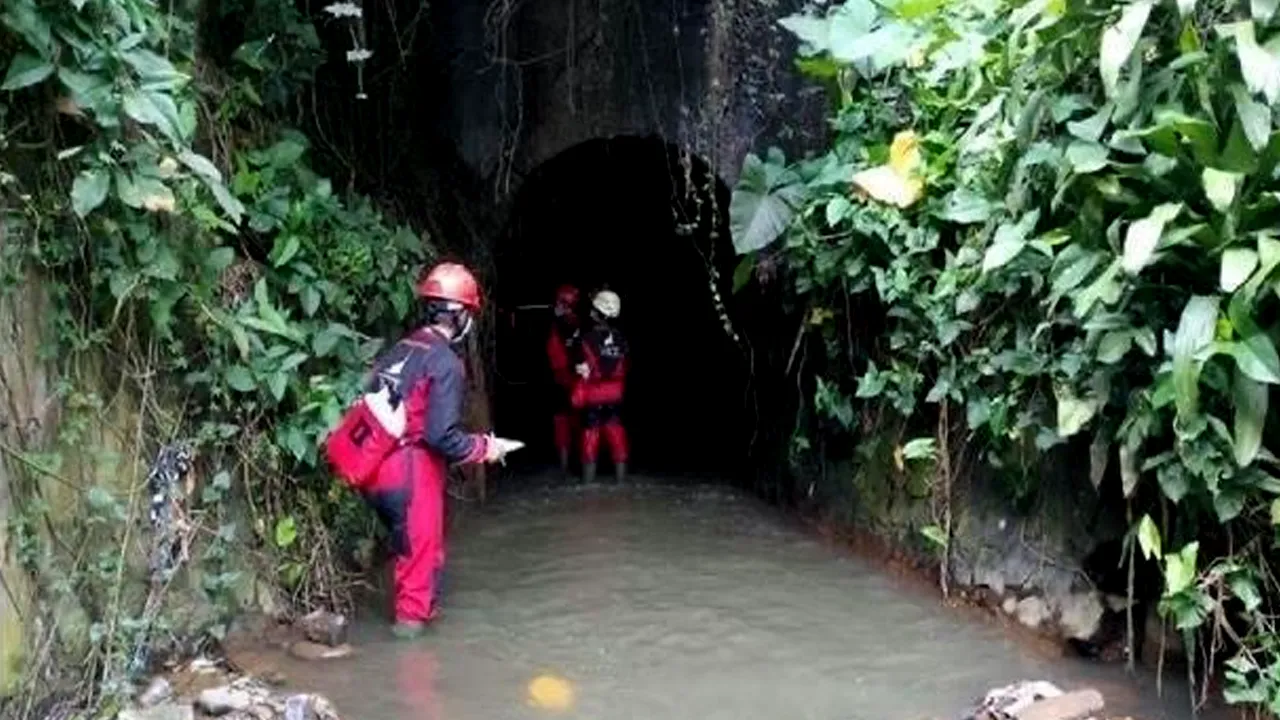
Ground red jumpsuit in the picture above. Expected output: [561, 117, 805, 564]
[546, 318, 581, 458]
[572, 323, 629, 465]
[363, 327, 488, 624]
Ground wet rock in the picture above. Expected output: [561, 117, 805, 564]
[288, 641, 354, 661]
[197, 687, 253, 716]
[1001, 595, 1018, 615]
[137, 677, 173, 708]
[1014, 689, 1104, 720]
[295, 610, 347, 647]
[1015, 597, 1049, 629]
[1057, 592, 1103, 640]
[118, 703, 194, 720]
[964, 680, 1064, 720]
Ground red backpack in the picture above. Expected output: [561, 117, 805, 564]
[323, 340, 429, 490]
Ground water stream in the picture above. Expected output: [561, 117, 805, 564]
[279, 481, 1208, 720]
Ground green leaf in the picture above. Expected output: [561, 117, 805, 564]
[1137, 514, 1162, 561]
[208, 180, 244, 224]
[1271, 497, 1280, 524]
[1215, 488, 1246, 522]
[224, 365, 256, 393]
[1066, 141, 1110, 173]
[71, 169, 110, 217]
[267, 372, 288, 401]
[1234, 22, 1280, 105]
[983, 211, 1040, 272]
[1229, 572, 1262, 612]
[732, 255, 755, 294]
[1227, 331, 1280, 383]
[1172, 295, 1220, 421]
[270, 236, 301, 268]
[936, 189, 996, 224]
[2, 53, 53, 90]
[1163, 542, 1199, 596]
[1098, 330, 1133, 363]
[1056, 386, 1099, 437]
[274, 515, 298, 548]
[178, 150, 222, 183]
[901, 437, 937, 461]
[1100, 0, 1154, 98]
[1254, 0, 1278, 22]
[1233, 371, 1268, 466]
[1122, 203, 1181, 274]
[920, 525, 948, 548]
[778, 14, 832, 53]
[1066, 105, 1113, 142]
[730, 153, 806, 254]
[122, 90, 183, 142]
[122, 49, 185, 84]
[1232, 85, 1272, 152]
[312, 326, 343, 357]
[1221, 248, 1260, 292]
[301, 286, 322, 317]
[1203, 168, 1242, 213]
[826, 196, 852, 226]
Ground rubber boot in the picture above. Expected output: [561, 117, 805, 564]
[391, 620, 426, 640]
[615, 462, 627, 483]
[582, 462, 597, 484]
[558, 448, 571, 476]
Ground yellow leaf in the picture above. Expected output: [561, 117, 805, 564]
[888, 130, 922, 176]
[143, 193, 176, 213]
[157, 156, 179, 179]
[852, 166, 924, 208]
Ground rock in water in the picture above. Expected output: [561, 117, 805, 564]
[137, 678, 173, 708]
[1014, 690, 1104, 720]
[295, 610, 348, 647]
[118, 704, 194, 720]
[288, 641, 354, 661]
[197, 687, 253, 716]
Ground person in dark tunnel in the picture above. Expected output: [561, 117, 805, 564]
[546, 284, 583, 475]
[361, 262, 512, 639]
[572, 289, 629, 484]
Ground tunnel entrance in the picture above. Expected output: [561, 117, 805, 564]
[493, 136, 751, 480]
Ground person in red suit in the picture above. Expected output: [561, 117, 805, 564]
[546, 284, 582, 474]
[572, 289, 628, 483]
[363, 262, 509, 638]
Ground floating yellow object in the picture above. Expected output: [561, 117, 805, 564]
[527, 674, 575, 712]
[852, 130, 925, 209]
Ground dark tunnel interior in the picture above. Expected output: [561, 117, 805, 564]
[492, 136, 756, 480]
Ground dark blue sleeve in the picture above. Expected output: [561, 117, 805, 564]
[422, 348, 480, 463]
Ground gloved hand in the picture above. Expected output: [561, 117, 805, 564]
[482, 434, 525, 464]
[575, 363, 590, 379]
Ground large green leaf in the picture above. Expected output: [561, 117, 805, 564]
[1226, 331, 1280, 383]
[71, 169, 110, 217]
[1172, 295, 1220, 422]
[1203, 168, 1243, 213]
[982, 211, 1040, 272]
[1221, 247, 1260, 292]
[1056, 385, 1100, 437]
[1100, 0, 1154, 98]
[1137, 514, 1162, 560]
[1232, 85, 1272, 152]
[1121, 203, 1181, 274]
[1233, 370, 1268, 467]
[1162, 541, 1199, 596]
[2, 53, 53, 90]
[1066, 141, 1110, 173]
[730, 153, 806, 254]
[122, 89, 184, 142]
[1234, 22, 1280, 105]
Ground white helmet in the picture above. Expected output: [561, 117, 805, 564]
[592, 290, 621, 319]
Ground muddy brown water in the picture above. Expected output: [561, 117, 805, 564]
[277, 481, 1221, 720]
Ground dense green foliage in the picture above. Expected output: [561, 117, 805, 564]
[0, 0, 427, 707]
[734, 0, 1280, 707]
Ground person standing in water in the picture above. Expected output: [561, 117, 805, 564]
[546, 284, 583, 474]
[572, 289, 628, 483]
[362, 261, 511, 638]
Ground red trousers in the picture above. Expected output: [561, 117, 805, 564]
[366, 444, 445, 623]
[582, 419, 628, 464]
[553, 411, 579, 454]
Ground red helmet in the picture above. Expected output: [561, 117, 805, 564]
[416, 262, 482, 310]
[555, 284, 580, 307]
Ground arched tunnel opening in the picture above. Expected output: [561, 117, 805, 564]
[491, 136, 759, 481]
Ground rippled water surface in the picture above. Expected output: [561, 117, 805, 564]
[281, 481, 1208, 720]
